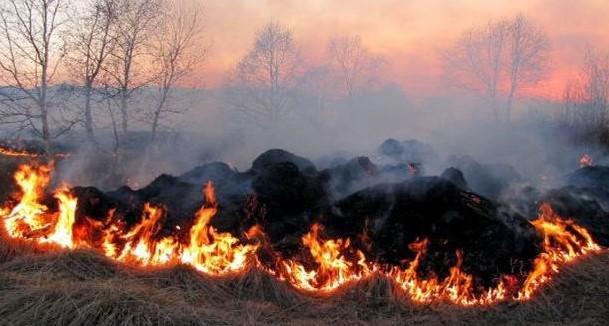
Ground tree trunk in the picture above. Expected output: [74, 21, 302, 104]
[120, 89, 128, 136]
[40, 96, 51, 155]
[84, 82, 96, 144]
[150, 88, 169, 142]
[490, 89, 499, 123]
[506, 88, 515, 123]
[40, 65, 51, 156]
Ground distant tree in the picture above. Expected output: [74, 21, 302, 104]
[328, 35, 384, 99]
[147, 0, 205, 142]
[297, 65, 334, 115]
[505, 15, 549, 121]
[228, 22, 301, 127]
[0, 0, 76, 153]
[104, 0, 160, 137]
[443, 15, 549, 122]
[444, 20, 509, 121]
[560, 49, 609, 140]
[66, 0, 118, 145]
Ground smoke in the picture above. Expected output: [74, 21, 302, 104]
[47, 77, 607, 196]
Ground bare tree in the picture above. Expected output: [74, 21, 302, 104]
[443, 15, 549, 122]
[66, 0, 118, 144]
[328, 35, 384, 99]
[561, 49, 609, 138]
[0, 0, 74, 152]
[105, 0, 160, 137]
[443, 20, 509, 121]
[505, 15, 549, 121]
[297, 65, 334, 115]
[228, 22, 300, 127]
[148, 0, 205, 142]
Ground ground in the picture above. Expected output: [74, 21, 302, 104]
[0, 234, 607, 326]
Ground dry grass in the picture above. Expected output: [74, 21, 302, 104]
[0, 235, 608, 326]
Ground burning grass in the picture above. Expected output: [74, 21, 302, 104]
[0, 238, 607, 325]
[1, 163, 605, 307]
[0, 157, 608, 325]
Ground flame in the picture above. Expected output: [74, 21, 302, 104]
[3, 164, 52, 238]
[274, 223, 372, 292]
[96, 182, 257, 273]
[516, 203, 601, 300]
[43, 187, 78, 249]
[0, 145, 70, 158]
[0, 146, 41, 158]
[390, 239, 507, 305]
[0, 163, 603, 306]
[579, 154, 593, 167]
[180, 182, 258, 274]
[112, 203, 180, 266]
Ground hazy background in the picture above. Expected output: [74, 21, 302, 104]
[1, 0, 608, 189]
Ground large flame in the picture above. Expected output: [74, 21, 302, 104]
[516, 203, 601, 300]
[180, 182, 258, 274]
[274, 223, 372, 292]
[112, 203, 180, 266]
[3, 164, 53, 238]
[0, 163, 603, 306]
[43, 187, 78, 249]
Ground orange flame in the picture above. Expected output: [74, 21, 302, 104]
[275, 223, 372, 292]
[111, 203, 180, 266]
[0, 146, 41, 158]
[43, 187, 78, 249]
[0, 163, 603, 306]
[389, 239, 507, 305]
[0, 145, 70, 158]
[516, 203, 600, 300]
[3, 164, 53, 238]
[180, 182, 258, 274]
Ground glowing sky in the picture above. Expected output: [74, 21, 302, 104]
[199, 0, 609, 98]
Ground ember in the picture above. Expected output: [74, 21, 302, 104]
[580, 154, 593, 167]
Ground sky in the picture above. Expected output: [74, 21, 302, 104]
[198, 0, 609, 99]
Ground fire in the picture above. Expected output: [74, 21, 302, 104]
[112, 203, 180, 266]
[0, 145, 41, 158]
[97, 183, 257, 273]
[0, 163, 604, 306]
[43, 187, 78, 249]
[180, 182, 258, 274]
[0, 165, 256, 275]
[0, 145, 70, 158]
[516, 203, 601, 300]
[275, 223, 372, 292]
[579, 154, 593, 167]
[389, 239, 507, 305]
[3, 164, 53, 238]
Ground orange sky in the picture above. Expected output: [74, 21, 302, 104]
[197, 0, 609, 99]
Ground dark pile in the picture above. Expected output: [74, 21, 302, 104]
[69, 141, 565, 285]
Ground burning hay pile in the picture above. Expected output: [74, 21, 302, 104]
[1, 141, 608, 325]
